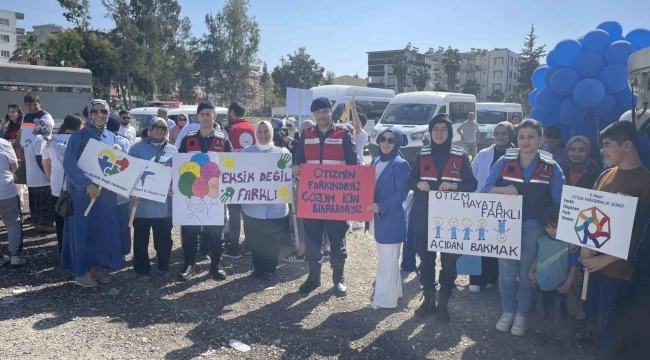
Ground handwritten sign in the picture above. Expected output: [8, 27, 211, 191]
[297, 164, 375, 221]
[172, 153, 224, 226]
[218, 153, 293, 204]
[130, 161, 172, 203]
[77, 139, 147, 198]
[557, 185, 638, 260]
[428, 192, 523, 260]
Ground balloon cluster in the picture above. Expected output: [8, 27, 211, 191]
[178, 153, 220, 198]
[528, 22, 650, 140]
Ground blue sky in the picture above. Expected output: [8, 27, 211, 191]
[5, 0, 649, 77]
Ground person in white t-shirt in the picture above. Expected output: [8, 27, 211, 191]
[42, 114, 84, 252]
[0, 138, 25, 266]
[117, 110, 136, 144]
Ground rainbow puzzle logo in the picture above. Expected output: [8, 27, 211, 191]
[574, 206, 611, 249]
[98, 149, 130, 176]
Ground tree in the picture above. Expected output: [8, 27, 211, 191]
[323, 71, 336, 85]
[461, 79, 481, 96]
[271, 47, 325, 100]
[10, 33, 45, 65]
[41, 29, 85, 67]
[260, 62, 269, 87]
[412, 66, 431, 91]
[81, 31, 117, 100]
[505, 92, 522, 104]
[263, 77, 282, 108]
[391, 53, 409, 94]
[519, 24, 546, 107]
[57, 0, 90, 30]
[442, 47, 461, 92]
[489, 90, 505, 102]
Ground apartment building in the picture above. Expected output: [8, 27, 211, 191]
[0, 9, 25, 64]
[366, 48, 433, 92]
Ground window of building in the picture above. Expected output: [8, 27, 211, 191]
[0, 50, 9, 58]
[510, 58, 513, 65]
[494, 57, 504, 65]
[387, 77, 395, 86]
[387, 65, 394, 74]
[455, 72, 460, 79]
[509, 71, 512, 78]
[467, 72, 475, 80]
[508, 84, 512, 91]
[493, 70, 502, 78]
[0, 18, 9, 26]
[493, 84, 502, 91]
[0, 35, 9, 42]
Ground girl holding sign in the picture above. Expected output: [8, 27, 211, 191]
[128, 117, 177, 281]
[484, 119, 565, 337]
[409, 114, 477, 323]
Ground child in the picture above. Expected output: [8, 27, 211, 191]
[529, 207, 579, 348]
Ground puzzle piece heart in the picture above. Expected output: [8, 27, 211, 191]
[97, 150, 130, 176]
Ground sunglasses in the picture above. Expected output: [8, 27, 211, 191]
[91, 109, 109, 115]
[178, 118, 187, 122]
[152, 124, 167, 131]
[378, 136, 395, 145]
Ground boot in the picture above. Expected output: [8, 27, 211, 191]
[414, 290, 437, 318]
[299, 262, 321, 295]
[332, 263, 347, 297]
[437, 291, 452, 323]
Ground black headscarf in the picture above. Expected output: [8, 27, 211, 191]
[428, 113, 453, 152]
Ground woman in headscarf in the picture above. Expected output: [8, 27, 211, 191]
[61, 99, 124, 287]
[241, 121, 290, 282]
[24, 114, 57, 234]
[128, 117, 178, 281]
[168, 113, 187, 145]
[561, 136, 601, 189]
[409, 114, 478, 322]
[468, 121, 515, 293]
[368, 127, 410, 309]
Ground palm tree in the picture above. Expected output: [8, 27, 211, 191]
[412, 66, 431, 91]
[442, 47, 461, 92]
[10, 33, 45, 65]
[392, 53, 409, 94]
[461, 79, 481, 96]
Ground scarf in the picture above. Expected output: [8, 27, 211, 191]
[87, 99, 110, 132]
[146, 116, 168, 146]
[376, 127, 403, 162]
[178, 113, 188, 129]
[255, 120, 274, 151]
[428, 114, 453, 153]
[566, 135, 592, 172]
[494, 121, 515, 152]
[32, 117, 53, 139]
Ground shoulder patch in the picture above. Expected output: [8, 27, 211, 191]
[504, 147, 520, 161]
[186, 130, 198, 137]
[213, 130, 225, 139]
[450, 144, 465, 156]
[420, 147, 432, 155]
[539, 150, 554, 164]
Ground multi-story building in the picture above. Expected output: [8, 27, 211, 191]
[366, 48, 433, 92]
[0, 9, 25, 64]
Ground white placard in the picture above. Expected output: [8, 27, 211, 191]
[557, 185, 638, 260]
[218, 153, 293, 204]
[286, 88, 313, 116]
[428, 192, 523, 260]
[77, 139, 147, 198]
[172, 153, 224, 226]
[130, 161, 173, 203]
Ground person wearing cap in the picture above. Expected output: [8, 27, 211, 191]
[293, 96, 359, 297]
[409, 113, 477, 323]
[174, 101, 232, 282]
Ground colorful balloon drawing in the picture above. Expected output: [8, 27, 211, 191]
[201, 162, 220, 179]
[190, 153, 210, 167]
[207, 177, 220, 198]
[178, 158, 221, 199]
[179, 162, 201, 177]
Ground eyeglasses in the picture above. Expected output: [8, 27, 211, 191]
[91, 109, 109, 115]
[152, 125, 167, 131]
[378, 136, 395, 145]
[287, 124, 294, 128]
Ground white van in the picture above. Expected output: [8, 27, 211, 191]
[129, 104, 228, 136]
[369, 92, 476, 162]
[476, 103, 523, 149]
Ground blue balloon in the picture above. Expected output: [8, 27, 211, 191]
[546, 50, 559, 67]
[526, 108, 547, 121]
[558, 124, 572, 144]
[605, 40, 635, 66]
[573, 78, 606, 107]
[597, 21, 624, 41]
[532, 66, 548, 90]
[582, 30, 611, 55]
[573, 53, 605, 79]
[559, 97, 587, 125]
[570, 123, 599, 139]
[190, 153, 210, 167]
[529, 89, 539, 108]
[589, 93, 616, 117]
[577, 36, 584, 45]
[607, 103, 628, 121]
[536, 88, 564, 113]
[598, 64, 628, 93]
[597, 117, 616, 132]
[544, 66, 561, 88]
[550, 67, 581, 95]
[554, 39, 583, 67]
[615, 88, 637, 110]
[625, 28, 650, 51]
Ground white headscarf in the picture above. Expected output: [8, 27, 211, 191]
[255, 120, 274, 151]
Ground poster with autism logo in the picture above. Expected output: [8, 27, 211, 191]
[77, 139, 147, 198]
[218, 153, 293, 204]
[557, 185, 638, 260]
[130, 161, 172, 203]
[171, 153, 224, 226]
[427, 192, 523, 260]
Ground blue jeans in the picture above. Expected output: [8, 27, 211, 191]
[585, 271, 633, 352]
[498, 225, 545, 314]
[117, 202, 131, 256]
[400, 211, 417, 272]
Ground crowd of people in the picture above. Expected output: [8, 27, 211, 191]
[1, 93, 650, 359]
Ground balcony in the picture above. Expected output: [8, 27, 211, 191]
[367, 83, 386, 89]
[367, 71, 385, 77]
[15, 13, 25, 20]
[16, 28, 25, 35]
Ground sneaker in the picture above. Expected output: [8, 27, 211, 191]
[496, 313, 515, 332]
[90, 268, 112, 284]
[510, 313, 528, 336]
[222, 247, 243, 259]
[74, 273, 99, 287]
[469, 285, 481, 293]
[10, 255, 26, 266]
[0, 255, 10, 267]
[197, 253, 211, 261]
[176, 264, 196, 281]
[283, 251, 305, 263]
[209, 266, 227, 281]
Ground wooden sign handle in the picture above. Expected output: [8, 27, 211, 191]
[128, 204, 137, 228]
[84, 186, 102, 217]
[581, 271, 589, 301]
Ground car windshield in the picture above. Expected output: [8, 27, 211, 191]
[379, 103, 437, 125]
[477, 110, 506, 125]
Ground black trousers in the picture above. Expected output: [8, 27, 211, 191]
[226, 204, 243, 249]
[182, 224, 224, 268]
[55, 211, 65, 254]
[243, 214, 284, 274]
[303, 219, 348, 265]
[469, 256, 499, 286]
[414, 210, 459, 294]
[133, 217, 173, 275]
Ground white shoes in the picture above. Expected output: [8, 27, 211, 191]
[11, 256, 26, 266]
[510, 313, 528, 336]
[495, 312, 515, 332]
[469, 285, 481, 293]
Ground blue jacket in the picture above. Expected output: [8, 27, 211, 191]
[370, 155, 411, 244]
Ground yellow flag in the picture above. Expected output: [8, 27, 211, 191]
[338, 90, 359, 124]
